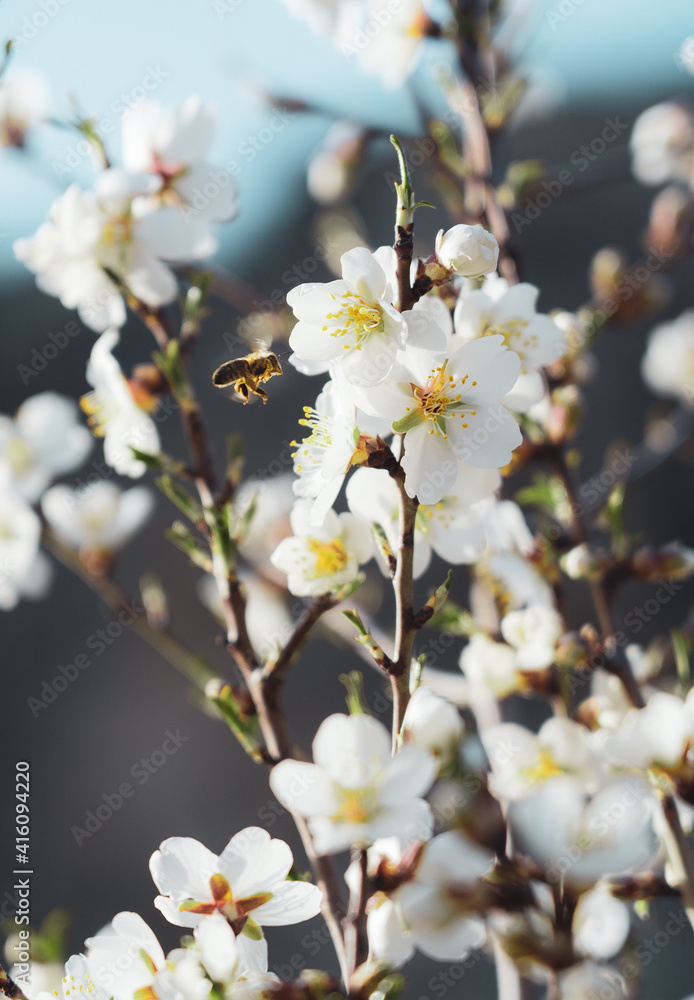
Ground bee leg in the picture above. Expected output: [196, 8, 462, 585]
[236, 381, 250, 404]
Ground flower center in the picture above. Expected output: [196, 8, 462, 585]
[100, 213, 133, 249]
[4, 436, 35, 478]
[292, 406, 331, 472]
[416, 496, 457, 534]
[79, 392, 110, 438]
[325, 292, 383, 349]
[332, 788, 373, 825]
[307, 536, 348, 577]
[177, 873, 273, 924]
[481, 317, 536, 362]
[406, 362, 477, 438]
[521, 747, 564, 785]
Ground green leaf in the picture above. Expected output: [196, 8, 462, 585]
[339, 670, 369, 715]
[205, 679, 263, 761]
[225, 434, 245, 489]
[208, 503, 235, 573]
[166, 521, 212, 572]
[673, 629, 692, 693]
[605, 481, 628, 557]
[515, 471, 572, 527]
[156, 475, 204, 523]
[130, 447, 185, 475]
[425, 598, 475, 636]
[154, 339, 190, 399]
[232, 490, 258, 545]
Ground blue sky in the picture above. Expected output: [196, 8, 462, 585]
[0, 0, 692, 283]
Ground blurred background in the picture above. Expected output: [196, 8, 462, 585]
[2, 0, 694, 997]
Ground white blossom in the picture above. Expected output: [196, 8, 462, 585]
[453, 275, 566, 411]
[287, 246, 405, 387]
[459, 633, 523, 699]
[359, 312, 521, 502]
[481, 718, 600, 802]
[291, 379, 362, 525]
[0, 67, 48, 147]
[572, 883, 630, 960]
[149, 828, 321, 966]
[402, 687, 464, 765]
[348, 0, 450, 90]
[81, 328, 161, 477]
[14, 171, 178, 332]
[641, 310, 694, 404]
[630, 101, 694, 186]
[269, 499, 372, 595]
[193, 915, 278, 996]
[122, 98, 236, 261]
[346, 463, 496, 578]
[390, 831, 493, 961]
[499, 604, 563, 670]
[604, 690, 694, 771]
[270, 713, 436, 854]
[35, 955, 109, 1000]
[0, 392, 92, 502]
[85, 912, 167, 1000]
[510, 776, 658, 887]
[41, 481, 154, 553]
[435, 224, 499, 278]
[558, 962, 626, 1000]
[306, 121, 364, 205]
[0, 492, 51, 611]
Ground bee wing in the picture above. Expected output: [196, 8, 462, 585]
[246, 329, 274, 352]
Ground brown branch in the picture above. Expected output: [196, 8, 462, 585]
[343, 848, 371, 988]
[549, 452, 645, 709]
[133, 297, 350, 981]
[388, 466, 419, 747]
[453, 5, 519, 284]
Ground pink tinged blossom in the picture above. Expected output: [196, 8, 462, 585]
[149, 828, 322, 947]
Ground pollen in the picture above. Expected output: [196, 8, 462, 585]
[333, 788, 371, 824]
[325, 291, 384, 348]
[521, 748, 564, 785]
[307, 536, 348, 577]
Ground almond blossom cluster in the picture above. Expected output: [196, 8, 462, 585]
[4, 18, 694, 1000]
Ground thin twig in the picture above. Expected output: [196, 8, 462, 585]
[343, 848, 371, 988]
[389, 468, 419, 748]
[658, 791, 694, 931]
[550, 451, 645, 709]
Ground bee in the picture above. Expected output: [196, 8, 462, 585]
[212, 349, 283, 404]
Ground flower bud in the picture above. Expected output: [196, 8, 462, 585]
[560, 544, 609, 580]
[403, 686, 464, 763]
[547, 385, 583, 444]
[630, 542, 694, 581]
[435, 224, 499, 278]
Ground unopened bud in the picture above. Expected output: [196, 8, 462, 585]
[547, 385, 583, 444]
[435, 224, 499, 278]
[630, 542, 694, 581]
[560, 544, 610, 580]
[645, 184, 692, 257]
[402, 686, 464, 763]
